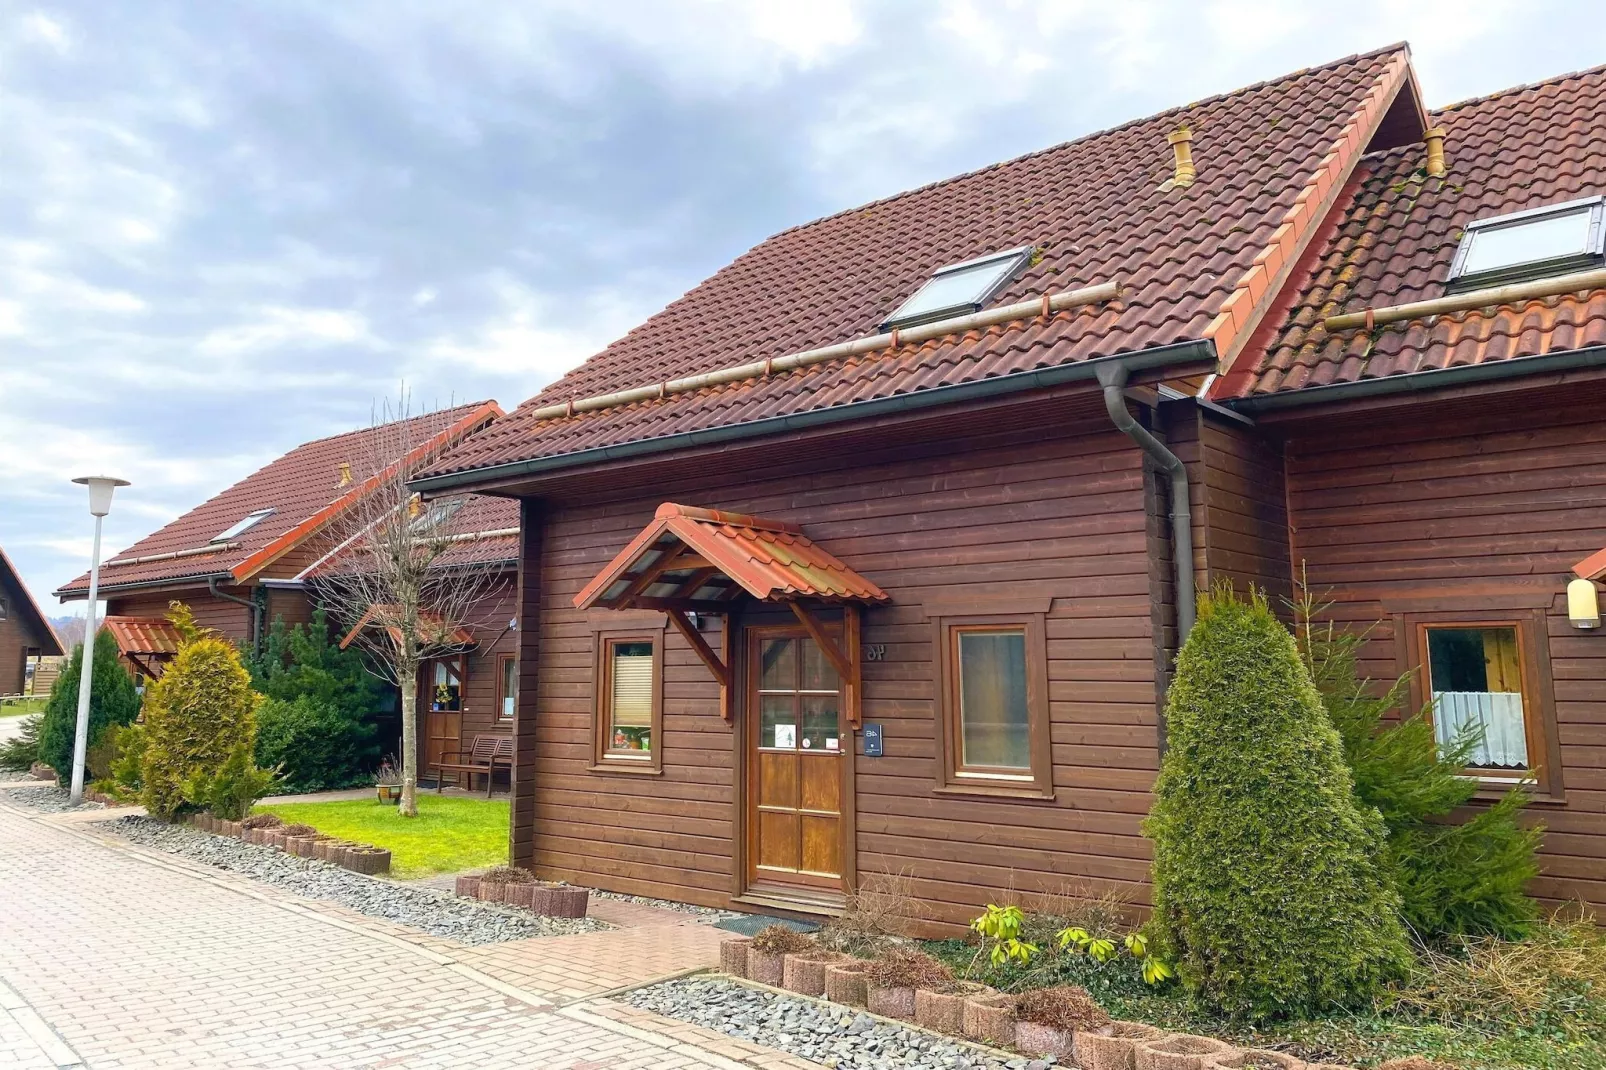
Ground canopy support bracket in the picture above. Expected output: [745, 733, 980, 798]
[667, 608, 733, 723]
[788, 602, 862, 728]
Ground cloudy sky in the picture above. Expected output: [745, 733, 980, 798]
[2, 0, 1598, 613]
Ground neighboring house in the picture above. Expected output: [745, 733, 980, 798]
[55, 403, 502, 688]
[0, 547, 65, 695]
[407, 45, 1606, 929]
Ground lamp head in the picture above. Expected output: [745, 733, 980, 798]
[1568, 577, 1600, 630]
[72, 475, 130, 517]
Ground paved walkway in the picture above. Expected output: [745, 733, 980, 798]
[0, 795, 808, 1070]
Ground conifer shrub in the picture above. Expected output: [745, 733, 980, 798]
[1145, 584, 1408, 1020]
[139, 604, 264, 820]
[0, 713, 42, 771]
[183, 742, 280, 821]
[255, 694, 378, 793]
[1294, 585, 1542, 941]
[38, 629, 141, 781]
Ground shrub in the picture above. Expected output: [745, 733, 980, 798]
[866, 946, 952, 989]
[38, 629, 141, 781]
[1294, 585, 1541, 941]
[1016, 985, 1111, 1030]
[183, 742, 280, 821]
[255, 694, 380, 793]
[241, 812, 283, 829]
[478, 865, 536, 885]
[280, 823, 317, 837]
[139, 606, 262, 821]
[1145, 584, 1409, 1020]
[0, 713, 42, 770]
[751, 924, 816, 956]
[108, 724, 145, 794]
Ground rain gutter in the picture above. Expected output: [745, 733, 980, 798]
[1228, 343, 1606, 414]
[410, 340, 1216, 496]
[208, 575, 264, 650]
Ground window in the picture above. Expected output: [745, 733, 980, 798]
[411, 498, 464, 533]
[1447, 196, 1605, 291]
[428, 658, 462, 712]
[211, 508, 275, 542]
[758, 634, 842, 753]
[0, 597, 7, 621]
[497, 654, 517, 721]
[882, 246, 1032, 330]
[933, 613, 1051, 798]
[593, 631, 662, 773]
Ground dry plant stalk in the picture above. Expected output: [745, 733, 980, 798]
[312, 395, 506, 817]
[819, 867, 918, 953]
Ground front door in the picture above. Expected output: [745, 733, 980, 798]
[422, 656, 464, 773]
[747, 627, 846, 892]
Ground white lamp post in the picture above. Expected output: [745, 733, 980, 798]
[68, 475, 129, 804]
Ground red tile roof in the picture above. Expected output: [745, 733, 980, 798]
[102, 616, 183, 657]
[57, 402, 503, 598]
[1224, 63, 1606, 400]
[575, 503, 890, 610]
[303, 492, 520, 579]
[423, 47, 1416, 483]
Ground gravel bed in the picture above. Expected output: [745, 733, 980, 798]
[624, 977, 1050, 1070]
[587, 888, 741, 921]
[102, 815, 607, 945]
[1, 784, 104, 813]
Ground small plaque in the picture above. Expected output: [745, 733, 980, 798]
[862, 723, 884, 757]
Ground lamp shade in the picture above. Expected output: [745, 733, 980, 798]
[1568, 577, 1600, 630]
[72, 475, 130, 517]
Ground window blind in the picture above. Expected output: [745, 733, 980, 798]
[611, 646, 654, 728]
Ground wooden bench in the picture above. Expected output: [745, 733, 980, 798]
[431, 735, 514, 797]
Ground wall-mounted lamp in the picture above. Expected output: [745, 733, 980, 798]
[1568, 577, 1600, 629]
[686, 611, 704, 631]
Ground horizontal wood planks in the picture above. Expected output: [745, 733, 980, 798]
[1285, 393, 1606, 911]
[520, 416, 1164, 931]
[108, 588, 253, 644]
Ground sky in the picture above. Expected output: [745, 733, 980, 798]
[1, 0, 1600, 614]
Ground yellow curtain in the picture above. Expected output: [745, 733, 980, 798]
[1482, 629, 1522, 693]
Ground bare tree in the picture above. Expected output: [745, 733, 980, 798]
[310, 395, 505, 817]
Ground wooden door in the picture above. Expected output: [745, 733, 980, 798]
[422, 656, 464, 771]
[747, 627, 845, 891]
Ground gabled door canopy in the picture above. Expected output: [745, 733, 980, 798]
[574, 503, 888, 723]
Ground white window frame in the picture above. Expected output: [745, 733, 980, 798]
[1447, 196, 1606, 292]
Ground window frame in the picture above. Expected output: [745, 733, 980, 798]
[210, 508, 275, 543]
[1446, 196, 1606, 292]
[496, 653, 517, 722]
[881, 246, 1033, 330]
[591, 628, 664, 775]
[1400, 609, 1562, 800]
[932, 611, 1053, 799]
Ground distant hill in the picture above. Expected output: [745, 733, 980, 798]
[50, 616, 85, 650]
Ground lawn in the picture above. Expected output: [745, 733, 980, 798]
[260, 794, 509, 878]
[0, 697, 46, 717]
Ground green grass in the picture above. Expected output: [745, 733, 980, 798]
[260, 794, 509, 878]
[0, 697, 46, 717]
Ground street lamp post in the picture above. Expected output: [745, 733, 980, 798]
[68, 475, 129, 804]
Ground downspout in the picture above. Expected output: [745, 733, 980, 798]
[208, 577, 264, 653]
[1097, 361, 1196, 643]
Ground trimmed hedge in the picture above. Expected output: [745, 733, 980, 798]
[140, 625, 261, 821]
[1145, 585, 1408, 1020]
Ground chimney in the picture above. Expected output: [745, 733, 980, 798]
[1166, 125, 1197, 188]
[337, 461, 352, 488]
[1424, 127, 1447, 178]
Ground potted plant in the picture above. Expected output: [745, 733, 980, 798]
[374, 758, 403, 804]
[864, 946, 951, 1021]
[1013, 985, 1112, 1061]
[747, 925, 813, 987]
[1076, 1021, 1171, 1070]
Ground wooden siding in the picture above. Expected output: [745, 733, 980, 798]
[1283, 391, 1606, 912]
[521, 414, 1164, 933]
[107, 588, 253, 644]
[0, 566, 54, 694]
[1196, 410, 1293, 606]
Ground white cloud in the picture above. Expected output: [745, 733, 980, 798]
[197, 307, 378, 357]
[21, 11, 71, 54]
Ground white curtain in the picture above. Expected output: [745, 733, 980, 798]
[1433, 691, 1528, 769]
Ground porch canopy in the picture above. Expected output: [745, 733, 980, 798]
[574, 503, 889, 722]
[338, 604, 474, 651]
[102, 615, 183, 679]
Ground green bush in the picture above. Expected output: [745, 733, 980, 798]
[1294, 587, 1541, 941]
[108, 723, 145, 795]
[140, 606, 261, 821]
[246, 609, 383, 713]
[255, 694, 378, 793]
[183, 741, 280, 821]
[38, 629, 141, 782]
[0, 713, 42, 770]
[1145, 584, 1409, 1021]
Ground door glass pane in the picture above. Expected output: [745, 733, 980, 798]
[801, 694, 840, 752]
[801, 638, 840, 691]
[1426, 626, 1528, 769]
[430, 660, 462, 711]
[957, 630, 1030, 770]
[760, 694, 797, 749]
[760, 638, 796, 691]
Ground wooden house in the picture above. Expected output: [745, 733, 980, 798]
[0, 546, 64, 696]
[410, 46, 1606, 929]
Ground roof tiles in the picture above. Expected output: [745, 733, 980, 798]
[425, 47, 1412, 480]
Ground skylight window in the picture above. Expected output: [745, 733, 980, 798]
[211, 508, 274, 543]
[1448, 197, 1605, 291]
[882, 246, 1033, 330]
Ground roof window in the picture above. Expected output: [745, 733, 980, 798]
[882, 246, 1032, 330]
[211, 508, 274, 542]
[1448, 197, 1605, 292]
